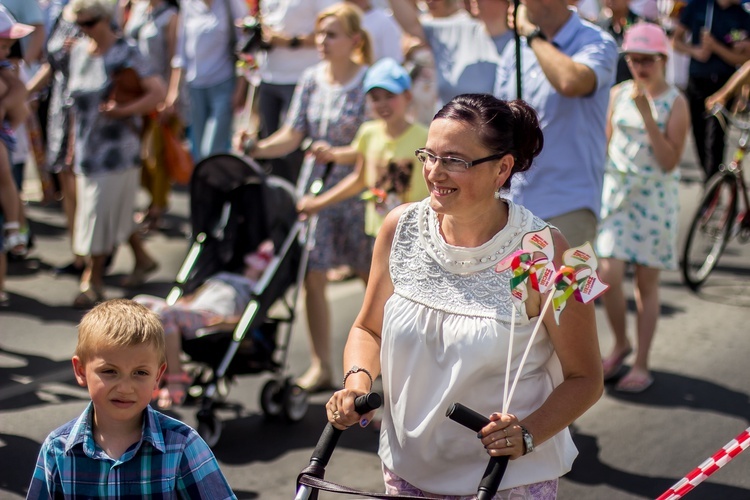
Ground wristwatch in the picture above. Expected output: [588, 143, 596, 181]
[525, 27, 547, 45]
[289, 36, 301, 49]
[520, 425, 535, 455]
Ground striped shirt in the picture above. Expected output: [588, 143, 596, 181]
[26, 403, 236, 499]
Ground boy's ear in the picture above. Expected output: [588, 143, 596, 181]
[155, 363, 167, 386]
[72, 356, 87, 388]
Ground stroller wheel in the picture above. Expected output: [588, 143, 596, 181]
[197, 412, 223, 448]
[282, 382, 309, 422]
[260, 379, 284, 419]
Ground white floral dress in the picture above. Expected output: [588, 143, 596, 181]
[596, 81, 681, 270]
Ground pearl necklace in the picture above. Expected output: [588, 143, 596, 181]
[420, 201, 529, 273]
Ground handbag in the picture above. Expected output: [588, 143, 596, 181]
[162, 122, 194, 185]
[109, 67, 144, 105]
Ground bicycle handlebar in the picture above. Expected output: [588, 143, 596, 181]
[708, 104, 750, 131]
[446, 403, 509, 500]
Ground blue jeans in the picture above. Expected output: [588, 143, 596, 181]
[188, 76, 235, 162]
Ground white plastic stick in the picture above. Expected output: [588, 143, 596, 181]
[505, 291, 555, 412]
[502, 306, 516, 414]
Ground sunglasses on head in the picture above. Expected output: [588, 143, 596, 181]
[76, 17, 101, 28]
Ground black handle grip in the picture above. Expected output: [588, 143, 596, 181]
[309, 393, 382, 467]
[447, 402, 509, 499]
[446, 402, 490, 432]
[353, 392, 382, 414]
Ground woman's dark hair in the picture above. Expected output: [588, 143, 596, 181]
[433, 94, 544, 188]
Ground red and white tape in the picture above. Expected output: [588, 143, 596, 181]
[656, 427, 750, 500]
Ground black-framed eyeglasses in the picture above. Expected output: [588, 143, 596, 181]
[415, 148, 506, 172]
[76, 17, 102, 28]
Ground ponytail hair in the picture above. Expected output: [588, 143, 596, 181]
[434, 94, 543, 188]
[316, 3, 373, 66]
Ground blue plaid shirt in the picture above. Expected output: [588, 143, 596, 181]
[26, 403, 236, 499]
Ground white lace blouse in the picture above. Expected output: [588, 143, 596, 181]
[378, 199, 578, 494]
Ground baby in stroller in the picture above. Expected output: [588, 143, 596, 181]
[135, 240, 274, 409]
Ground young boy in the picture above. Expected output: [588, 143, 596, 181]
[26, 299, 237, 499]
[297, 57, 429, 237]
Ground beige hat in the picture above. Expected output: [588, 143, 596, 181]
[0, 5, 35, 40]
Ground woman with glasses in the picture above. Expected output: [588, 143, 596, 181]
[325, 93, 603, 499]
[598, 23, 689, 393]
[63, 0, 165, 308]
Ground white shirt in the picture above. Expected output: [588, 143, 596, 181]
[173, 0, 248, 87]
[379, 200, 578, 494]
[259, 0, 338, 84]
[363, 7, 404, 63]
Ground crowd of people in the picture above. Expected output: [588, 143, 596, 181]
[5, 0, 750, 498]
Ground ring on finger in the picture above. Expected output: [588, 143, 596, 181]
[503, 428, 508, 437]
[505, 437, 512, 447]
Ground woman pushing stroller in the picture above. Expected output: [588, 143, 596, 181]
[325, 94, 603, 498]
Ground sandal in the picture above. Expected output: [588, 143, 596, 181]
[296, 365, 334, 393]
[4, 222, 27, 257]
[615, 369, 654, 393]
[121, 261, 159, 288]
[156, 372, 192, 410]
[602, 347, 632, 381]
[73, 287, 105, 310]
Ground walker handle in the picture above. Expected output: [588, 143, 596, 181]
[446, 403, 509, 500]
[309, 392, 382, 467]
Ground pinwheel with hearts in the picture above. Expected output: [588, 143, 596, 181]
[495, 230, 608, 413]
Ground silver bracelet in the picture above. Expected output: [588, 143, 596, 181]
[342, 365, 373, 391]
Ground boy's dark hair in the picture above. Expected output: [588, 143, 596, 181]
[76, 299, 166, 364]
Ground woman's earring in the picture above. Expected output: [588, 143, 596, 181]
[494, 190, 502, 200]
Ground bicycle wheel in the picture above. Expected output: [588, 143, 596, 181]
[681, 172, 738, 290]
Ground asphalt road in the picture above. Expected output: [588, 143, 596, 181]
[1, 144, 749, 499]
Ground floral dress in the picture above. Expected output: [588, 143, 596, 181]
[66, 37, 155, 176]
[286, 62, 373, 272]
[595, 81, 681, 270]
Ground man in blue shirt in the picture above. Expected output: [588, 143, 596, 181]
[495, 0, 618, 247]
[673, 0, 750, 181]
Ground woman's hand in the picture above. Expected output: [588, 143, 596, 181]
[233, 129, 256, 154]
[326, 388, 375, 431]
[297, 195, 323, 217]
[309, 140, 335, 164]
[477, 413, 526, 460]
[99, 100, 129, 119]
[631, 81, 651, 117]
[62, 36, 77, 54]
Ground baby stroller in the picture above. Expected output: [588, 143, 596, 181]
[164, 152, 312, 447]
